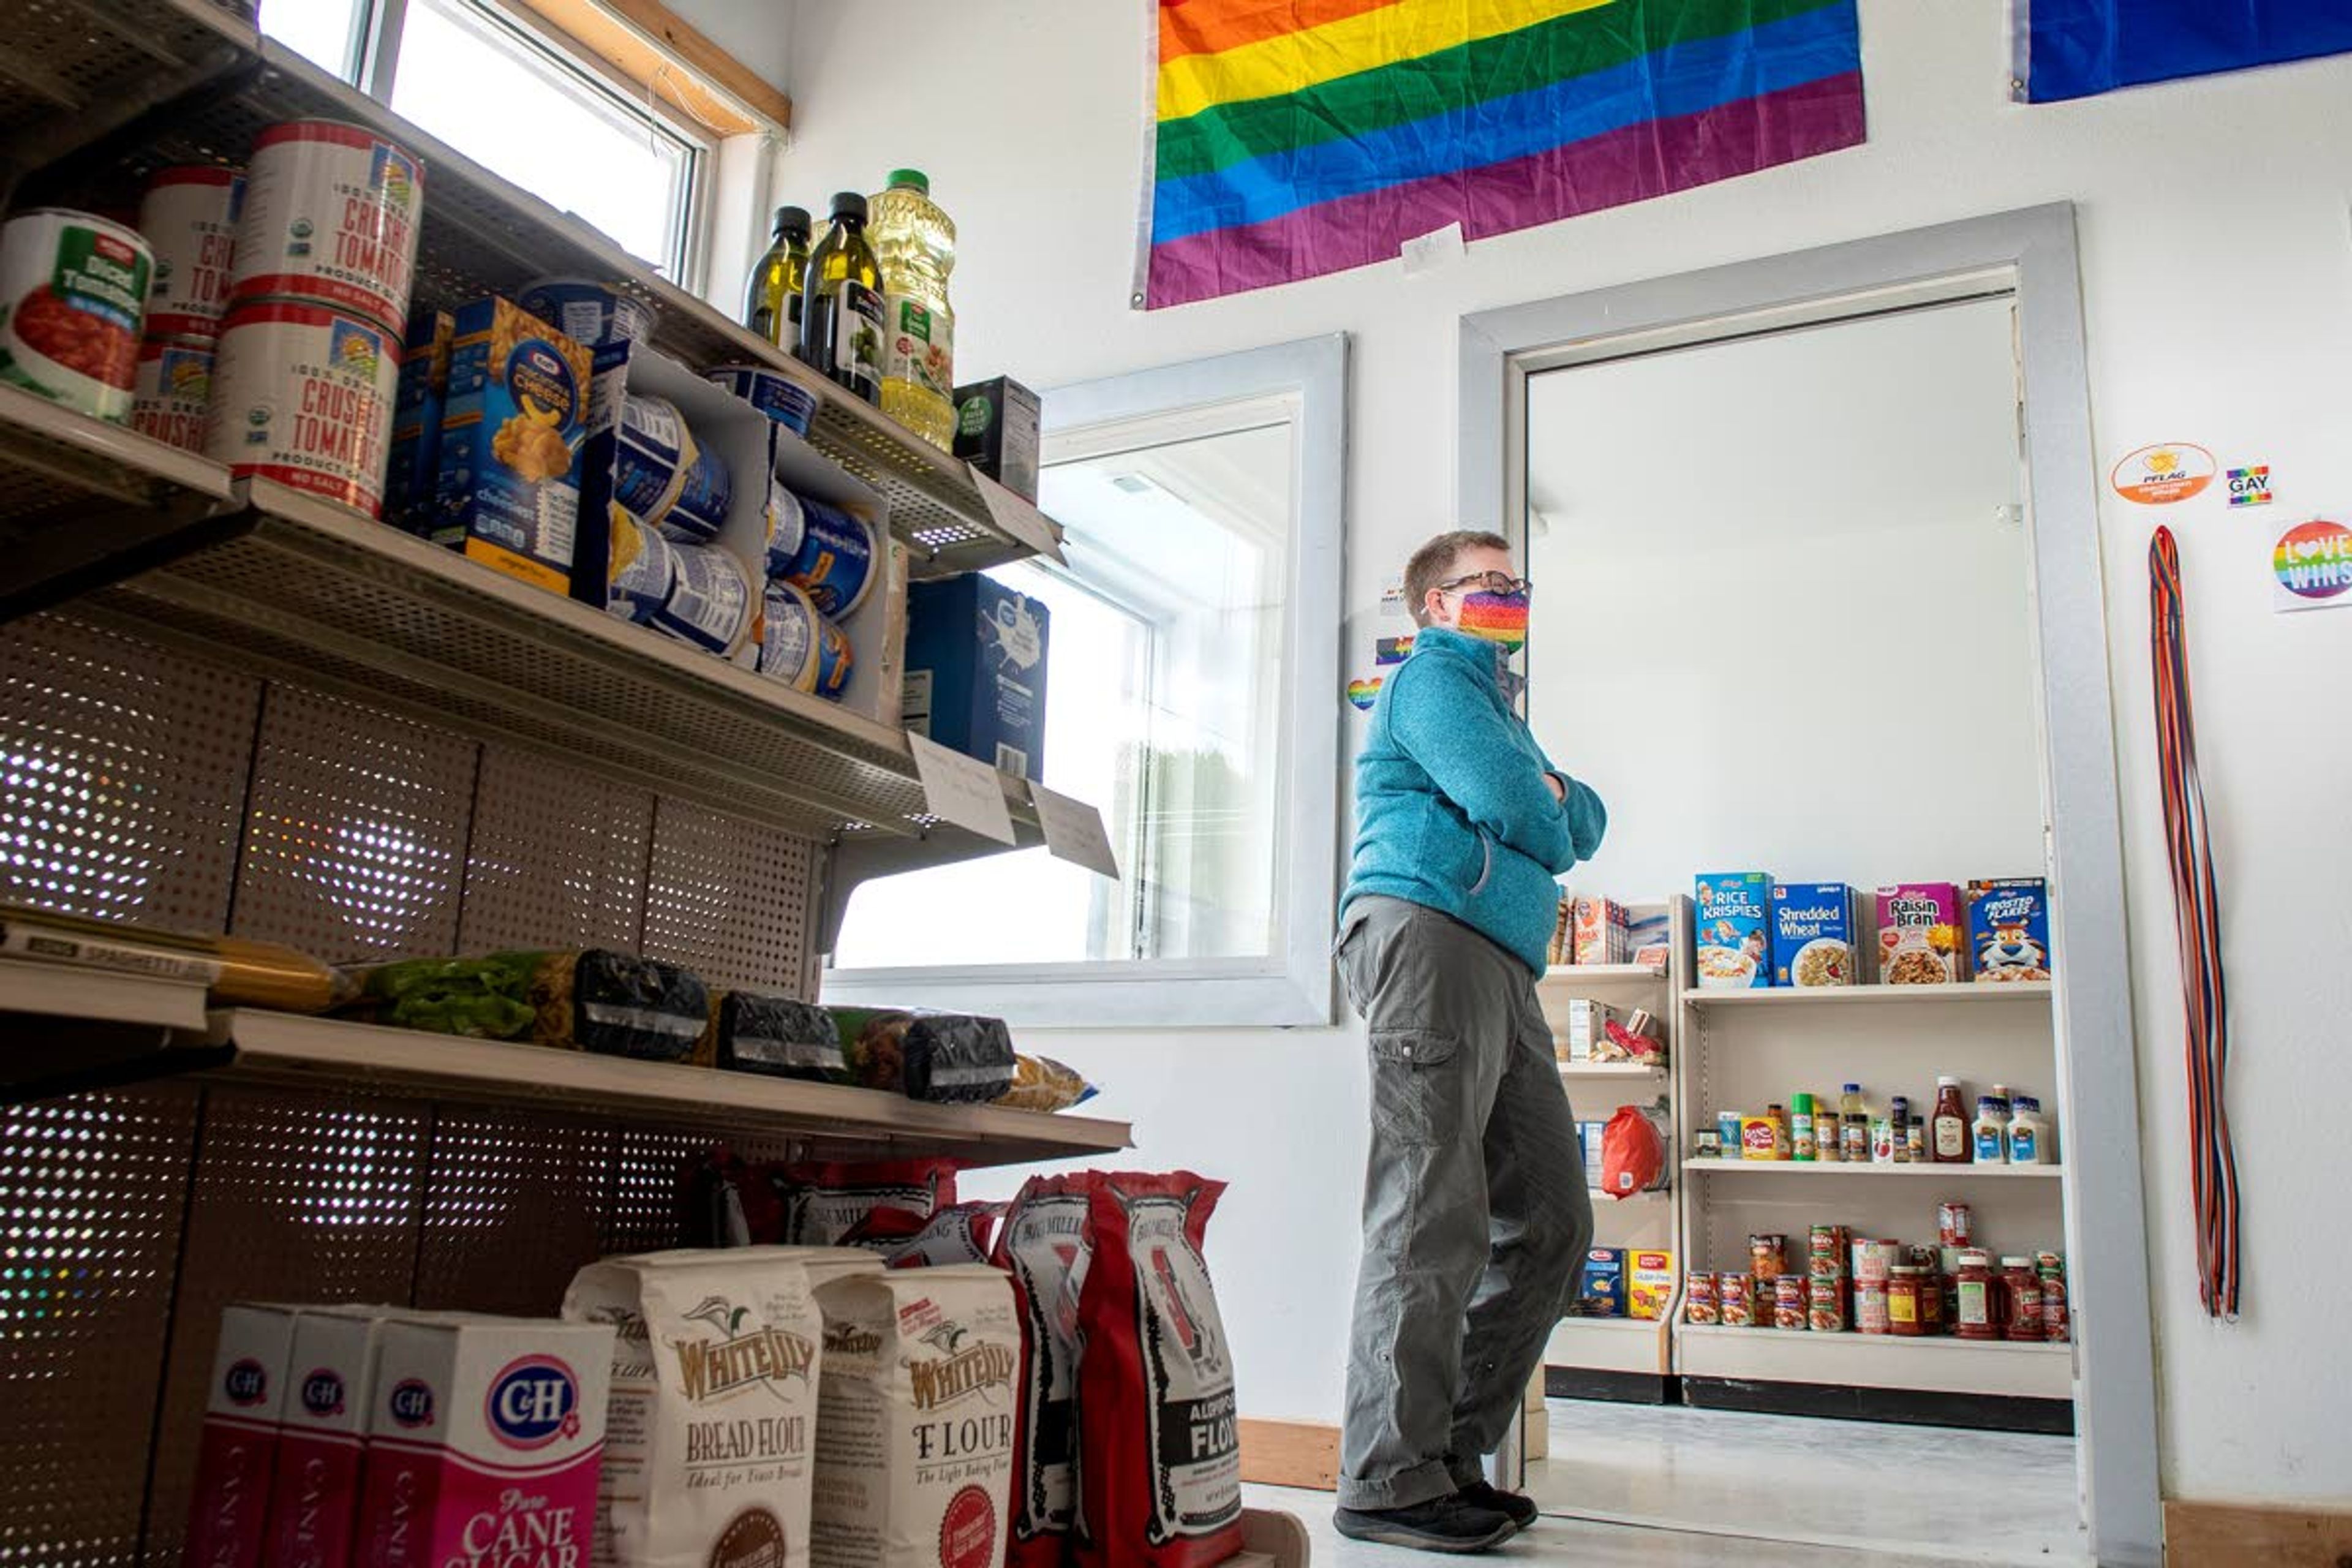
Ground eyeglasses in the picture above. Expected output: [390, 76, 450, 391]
[1437, 571, 1533, 597]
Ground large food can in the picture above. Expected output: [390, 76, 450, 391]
[1717, 1273, 1754, 1329]
[131, 337, 214, 451]
[203, 300, 402, 517]
[605, 511, 676, 627]
[1772, 1275, 1807, 1331]
[1682, 1271, 1719, 1326]
[516, 277, 657, 349]
[758, 579, 853, 699]
[138, 165, 244, 339]
[772, 489, 877, 616]
[231, 119, 423, 334]
[649, 542, 753, 655]
[0, 208, 153, 422]
[706, 361, 818, 437]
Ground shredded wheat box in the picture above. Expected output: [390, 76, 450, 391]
[809, 1264, 1019, 1568]
[184, 1302, 300, 1568]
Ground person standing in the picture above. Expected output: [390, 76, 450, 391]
[1333, 530, 1607, 1553]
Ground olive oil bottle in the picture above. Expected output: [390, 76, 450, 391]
[744, 203, 812, 346]
[796, 192, 884, 405]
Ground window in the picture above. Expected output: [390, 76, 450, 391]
[257, 0, 710, 283]
[823, 336, 1348, 1028]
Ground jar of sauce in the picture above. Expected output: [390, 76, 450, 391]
[1956, 1249, 1997, 1340]
[1888, 1265, 1927, 1337]
[2003, 1256, 2045, 1342]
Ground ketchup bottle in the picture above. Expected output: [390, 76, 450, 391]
[1931, 1075, 1971, 1163]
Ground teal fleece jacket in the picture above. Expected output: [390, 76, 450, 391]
[1340, 625, 1607, 974]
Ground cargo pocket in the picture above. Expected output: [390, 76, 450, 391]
[1367, 1029, 1463, 1148]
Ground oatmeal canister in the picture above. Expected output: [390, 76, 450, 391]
[231, 119, 423, 334]
[131, 337, 213, 451]
[0, 208, 152, 422]
[204, 300, 401, 517]
[138, 165, 244, 339]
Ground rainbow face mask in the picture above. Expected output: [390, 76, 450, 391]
[1456, 589, 1529, 653]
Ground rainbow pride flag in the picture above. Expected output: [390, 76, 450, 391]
[1137, 0, 1868, 309]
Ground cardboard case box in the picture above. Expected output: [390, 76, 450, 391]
[904, 573, 1050, 779]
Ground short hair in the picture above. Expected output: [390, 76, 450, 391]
[1404, 530, 1510, 627]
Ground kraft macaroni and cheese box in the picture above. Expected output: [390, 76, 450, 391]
[1693, 872, 1773, 989]
[1572, 1248, 1626, 1317]
[433, 296, 592, 593]
[184, 1302, 300, 1568]
[1627, 1250, 1677, 1321]
[352, 1316, 614, 1568]
[904, 573, 1050, 780]
[1771, 882, 1858, 987]
[1968, 877, 2054, 982]
[383, 309, 451, 535]
[265, 1308, 398, 1568]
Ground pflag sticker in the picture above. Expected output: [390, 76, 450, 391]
[2113, 443, 2217, 505]
[1375, 635, 1415, 666]
[2226, 466, 2272, 507]
[2272, 518, 2352, 612]
[1346, 676, 1383, 711]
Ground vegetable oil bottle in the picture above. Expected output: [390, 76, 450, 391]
[744, 204, 811, 347]
[797, 192, 883, 405]
[868, 168, 957, 450]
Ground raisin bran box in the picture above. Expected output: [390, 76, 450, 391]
[1770, 883, 1858, 987]
[1968, 877, 2054, 982]
[1693, 872, 1773, 989]
[1875, 882, 1964, 984]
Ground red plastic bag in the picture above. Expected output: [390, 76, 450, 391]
[1599, 1106, 1667, 1199]
[996, 1174, 1097, 1568]
[1077, 1171, 1244, 1568]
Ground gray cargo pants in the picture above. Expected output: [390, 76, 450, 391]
[1333, 895, 1592, 1511]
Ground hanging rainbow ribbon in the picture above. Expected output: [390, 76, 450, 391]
[2149, 526, 2239, 1319]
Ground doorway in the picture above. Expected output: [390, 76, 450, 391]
[1457, 209, 2159, 1566]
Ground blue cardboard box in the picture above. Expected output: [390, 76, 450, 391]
[1771, 882, 1858, 987]
[904, 575, 1050, 779]
[432, 296, 592, 594]
[384, 309, 450, 535]
[1694, 872, 1773, 988]
[1572, 1246, 1626, 1317]
[1967, 877, 2054, 982]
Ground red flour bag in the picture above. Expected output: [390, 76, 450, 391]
[1076, 1172, 1243, 1568]
[887, 1202, 1006, 1269]
[994, 1174, 1096, 1568]
[777, 1156, 960, 1243]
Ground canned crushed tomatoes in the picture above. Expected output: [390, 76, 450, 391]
[138, 165, 244, 340]
[132, 338, 214, 452]
[204, 300, 402, 517]
[231, 119, 423, 335]
[0, 208, 153, 423]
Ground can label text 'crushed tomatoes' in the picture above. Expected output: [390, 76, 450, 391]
[231, 119, 422, 334]
[205, 300, 401, 517]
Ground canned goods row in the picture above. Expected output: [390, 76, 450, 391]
[1687, 1270, 1850, 1333]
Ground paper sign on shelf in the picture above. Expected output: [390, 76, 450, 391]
[1030, 782, 1120, 880]
[967, 467, 1067, 565]
[907, 731, 1017, 844]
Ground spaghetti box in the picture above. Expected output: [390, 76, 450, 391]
[1967, 877, 2053, 982]
[951, 375, 1040, 502]
[1693, 872, 1773, 989]
[432, 296, 592, 594]
[384, 309, 451, 535]
[905, 573, 1050, 780]
[1770, 883, 1858, 987]
[1572, 1247, 1626, 1317]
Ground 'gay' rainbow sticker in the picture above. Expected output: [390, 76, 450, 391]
[2272, 518, 2352, 612]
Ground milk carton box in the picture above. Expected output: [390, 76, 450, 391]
[353, 1316, 614, 1568]
[266, 1307, 398, 1568]
[184, 1302, 300, 1568]
[1693, 872, 1773, 989]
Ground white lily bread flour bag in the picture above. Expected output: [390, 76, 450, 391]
[809, 1264, 1019, 1568]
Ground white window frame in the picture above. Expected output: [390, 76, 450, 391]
[821, 335, 1349, 1030]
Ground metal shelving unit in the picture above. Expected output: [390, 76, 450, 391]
[1677, 1323, 2073, 1400]
[1683, 980, 2054, 1008]
[1687, 1160, 2065, 1181]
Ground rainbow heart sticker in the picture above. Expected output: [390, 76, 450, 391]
[2272, 518, 2352, 612]
[1346, 677, 1383, 711]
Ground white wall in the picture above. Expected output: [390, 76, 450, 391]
[776, 0, 2352, 1509]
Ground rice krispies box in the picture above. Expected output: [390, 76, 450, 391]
[1770, 883, 1857, 988]
[1693, 872, 1772, 989]
[184, 1303, 299, 1568]
[351, 1316, 614, 1568]
[1968, 877, 2053, 982]
[1875, 882, 1964, 984]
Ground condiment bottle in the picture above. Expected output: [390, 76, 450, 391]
[1765, 1103, 1791, 1159]
[1888, 1265, 1926, 1336]
[2002, 1256, 2045, 1341]
[1871, 1115, 1896, 1163]
[1790, 1093, 1818, 1161]
[2008, 1095, 2051, 1164]
[1972, 1096, 2009, 1164]
[1955, 1250, 1996, 1340]
[744, 203, 812, 345]
[1888, 1095, 1911, 1163]
[1905, 1117, 1928, 1163]
[1931, 1076, 1971, 1163]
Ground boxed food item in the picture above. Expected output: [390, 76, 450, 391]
[432, 296, 593, 590]
[1578, 1119, 1607, 1188]
[183, 1303, 298, 1568]
[995, 1174, 1095, 1568]
[562, 1250, 831, 1568]
[1968, 877, 2054, 982]
[1876, 883, 1964, 984]
[1559, 996, 1617, 1063]
[351, 1317, 615, 1568]
[1572, 896, 1629, 965]
[383, 308, 451, 533]
[1572, 1248, 1625, 1317]
[1627, 1250, 1677, 1321]
[905, 575, 1050, 780]
[265, 1307, 394, 1568]
[952, 375, 1041, 503]
[1770, 882, 1858, 987]
[1546, 897, 1574, 966]
[341, 949, 709, 1061]
[1623, 901, 1672, 969]
[810, 1264, 1021, 1568]
[1693, 872, 1773, 989]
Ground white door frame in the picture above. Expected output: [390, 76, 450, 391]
[1457, 204, 2160, 1566]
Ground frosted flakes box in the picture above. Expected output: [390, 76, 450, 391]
[184, 1302, 299, 1568]
[1770, 883, 1857, 988]
[1968, 877, 2053, 982]
[1875, 882, 1964, 984]
[1693, 872, 1772, 989]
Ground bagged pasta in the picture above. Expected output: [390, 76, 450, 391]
[712, 991, 850, 1083]
[993, 1055, 1098, 1114]
[1076, 1172, 1243, 1568]
[994, 1174, 1096, 1568]
[809, 1265, 1020, 1568]
[831, 1008, 1018, 1104]
[778, 1159, 960, 1245]
[342, 949, 708, 1061]
[885, 1203, 1005, 1270]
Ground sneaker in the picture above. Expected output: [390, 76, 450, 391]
[1455, 1480, 1539, 1534]
[1333, 1493, 1517, 1554]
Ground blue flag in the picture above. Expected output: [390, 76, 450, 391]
[2018, 0, 2352, 101]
